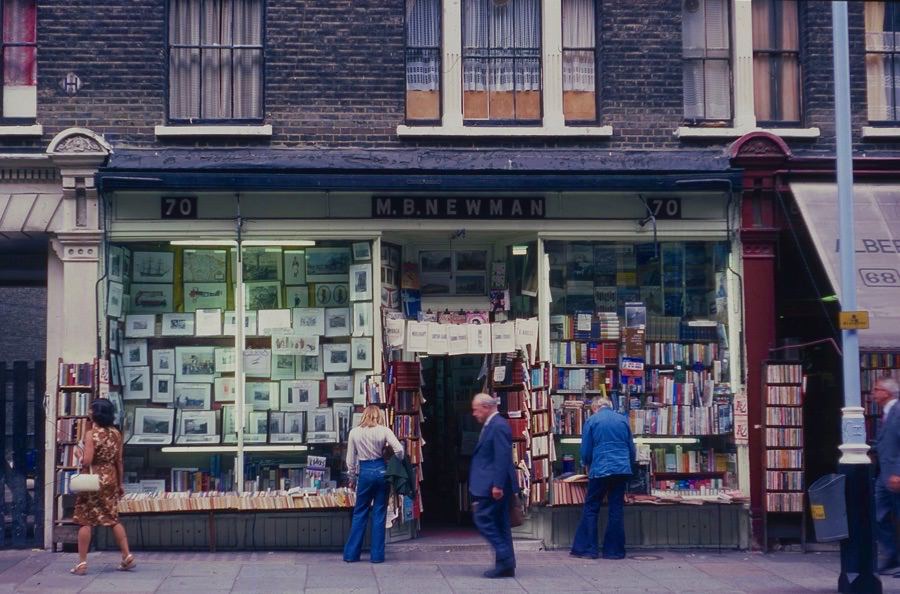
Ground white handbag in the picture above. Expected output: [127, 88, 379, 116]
[70, 466, 100, 493]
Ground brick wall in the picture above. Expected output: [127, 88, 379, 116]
[28, 0, 900, 154]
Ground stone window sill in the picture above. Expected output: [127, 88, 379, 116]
[861, 126, 900, 140]
[0, 124, 43, 137]
[154, 125, 272, 138]
[675, 126, 821, 140]
[396, 124, 613, 138]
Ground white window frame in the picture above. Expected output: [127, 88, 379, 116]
[676, 0, 819, 139]
[397, 0, 613, 138]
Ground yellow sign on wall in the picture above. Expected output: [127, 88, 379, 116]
[839, 311, 870, 330]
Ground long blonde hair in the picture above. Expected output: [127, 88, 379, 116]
[358, 404, 385, 428]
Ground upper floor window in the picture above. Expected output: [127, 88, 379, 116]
[682, 0, 732, 122]
[2, 0, 36, 121]
[866, 0, 900, 123]
[168, 0, 264, 123]
[462, 0, 542, 123]
[562, 0, 596, 123]
[751, 0, 801, 124]
[406, 0, 441, 122]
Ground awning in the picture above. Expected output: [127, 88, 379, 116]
[790, 182, 900, 350]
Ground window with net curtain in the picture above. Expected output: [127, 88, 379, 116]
[462, 0, 542, 122]
[865, 1, 900, 122]
[562, 0, 596, 122]
[682, 0, 732, 122]
[2, 0, 36, 119]
[751, 0, 800, 124]
[168, 0, 264, 122]
[406, 0, 441, 121]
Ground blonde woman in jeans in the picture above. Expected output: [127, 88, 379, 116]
[343, 405, 404, 563]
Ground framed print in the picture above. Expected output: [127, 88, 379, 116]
[349, 264, 372, 302]
[214, 376, 237, 402]
[281, 380, 319, 411]
[352, 242, 371, 261]
[182, 249, 227, 283]
[455, 274, 486, 296]
[353, 371, 368, 405]
[419, 251, 452, 275]
[174, 347, 217, 383]
[122, 339, 147, 367]
[129, 407, 174, 445]
[133, 251, 174, 283]
[130, 284, 174, 314]
[270, 411, 306, 443]
[257, 308, 292, 336]
[285, 286, 310, 308]
[153, 347, 180, 375]
[195, 308, 222, 336]
[284, 250, 306, 285]
[123, 366, 150, 400]
[246, 381, 278, 411]
[323, 343, 351, 373]
[244, 311, 258, 336]
[243, 349, 271, 377]
[297, 351, 324, 380]
[223, 311, 238, 336]
[455, 250, 488, 272]
[152, 374, 174, 403]
[243, 247, 282, 281]
[246, 411, 268, 442]
[352, 412, 363, 428]
[107, 281, 124, 319]
[388, 244, 401, 268]
[108, 391, 125, 427]
[214, 347, 235, 373]
[352, 302, 373, 337]
[271, 353, 297, 380]
[351, 337, 373, 370]
[183, 283, 227, 312]
[174, 383, 212, 409]
[222, 404, 237, 443]
[326, 375, 352, 399]
[420, 275, 451, 296]
[305, 247, 351, 283]
[334, 402, 353, 442]
[245, 281, 282, 311]
[108, 245, 125, 283]
[176, 409, 219, 444]
[325, 308, 351, 338]
[308, 407, 335, 432]
[292, 307, 325, 336]
[312, 283, 349, 307]
[272, 331, 319, 356]
[161, 313, 195, 337]
[110, 355, 123, 388]
[108, 322, 121, 352]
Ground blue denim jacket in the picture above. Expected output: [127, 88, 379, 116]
[580, 407, 636, 478]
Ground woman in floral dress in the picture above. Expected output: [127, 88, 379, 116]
[70, 399, 134, 575]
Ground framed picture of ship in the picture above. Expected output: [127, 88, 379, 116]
[132, 251, 174, 283]
[130, 284, 173, 314]
[183, 283, 227, 312]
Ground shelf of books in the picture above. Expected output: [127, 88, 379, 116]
[53, 360, 98, 549]
[762, 361, 806, 551]
[381, 360, 425, 523]
[861, 352, 900, 441]
[101, 240, 377, 518]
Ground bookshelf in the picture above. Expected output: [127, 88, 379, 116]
[382, 360, 425, 522]
[53, 360, 98, 550]
[861, 351, 900, 442]
[762, 361, 806, 551]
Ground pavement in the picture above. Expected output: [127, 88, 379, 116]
[1, 540, 899, 593]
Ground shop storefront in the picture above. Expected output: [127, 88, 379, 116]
[49, 147, 752, 550]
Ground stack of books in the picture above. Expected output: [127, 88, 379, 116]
[59, 362, 94, 387]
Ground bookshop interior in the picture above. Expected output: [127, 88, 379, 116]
[54, 197, 753, 548]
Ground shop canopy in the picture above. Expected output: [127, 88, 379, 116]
[790, 182, 900, 350]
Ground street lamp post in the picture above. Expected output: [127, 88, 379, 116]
[832, 3, 880, 593]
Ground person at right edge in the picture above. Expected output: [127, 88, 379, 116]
[570, 396, 635, 560]
[873, 378, 900, 576]
[470, 393, 518, 578]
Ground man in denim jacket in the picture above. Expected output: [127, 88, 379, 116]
[570, 396, 636, 560]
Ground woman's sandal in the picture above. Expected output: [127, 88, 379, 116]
[118, 554, 136, 571]
[69, 561, 87, 575]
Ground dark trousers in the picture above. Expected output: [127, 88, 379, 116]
[343, 459, 389, 563]
[571, 475, 627, 559]
[472, 493, 515, 569]
[876, 479, 900, 564]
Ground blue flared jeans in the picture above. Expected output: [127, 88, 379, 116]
[571, 475, 627, 559]
[343, 459, 390, 563]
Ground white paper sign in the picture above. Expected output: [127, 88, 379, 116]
[258, 309, 292, 336]
[427, 322, 448, 355]
[468, 323, 491, 354]
[448, 325, 468, 355]
[515, 317, 539, 360]
[195, 309, 222, 336]
[406, 321, 428, 352]
[491, 322, 515, 354]
[493, 365, 507, 383]
[385, 317, 406, 348]
[576, 313, 592, 332]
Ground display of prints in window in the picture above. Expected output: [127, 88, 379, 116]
[269, 411, 307, 443]
[352, 242, 372, 262]
[325, 308, 351, 338]
[243, 349, 271, 377]
[133, 251, 174, 283]
[107, 281, 124, 319]
[308, 408, 337, 443]
[214, 377, 236, 402]
[257, 308, 291, 335]
[183, 249, 227, 283]
[130, 284, 173, 314]
[194, 309, 222, 336]
[352, 302, 373, 337]
[334, 403, 353, 442]
[122, 340, 148, 367]
[183, 283, 227, 312]
[123, 366, 150, 400]
[245, 411, 269, 443]
[246, 381, 278, 411]
[108, 323, 121, 352]
[312, 283, 349, 307]
[176, 409, 219, 444]
[327, 375, 353, 399]
[285, 286, 310, 308]
[242, 247, 282, 281]
[281, 380, 320, 411]
[351, 337, 373, 370]
[108, 246, 125, 283]
[174, 383, 211, 409]
[419, 251, 451, 295]
[222, 405, 237, 443]
[161, 313, 195, 336]
[323, 343, 351, 373]
[174, 347, 216, 383]
[152, 374, 174, 403]
[129, 407, 175, 445]
[270, 353, 297, 380]
[283, 250, 306, 285]
[350, 264, 372, 301]
[306, 247, 351, 283]
[244, 281, 281, 310]
[297, 350, 324, 380]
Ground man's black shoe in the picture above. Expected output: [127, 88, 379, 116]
[878, 560, 899, 575]
[570, 551, 599, 560]
[483, 567, 516, 578]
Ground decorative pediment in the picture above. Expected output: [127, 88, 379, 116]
[46, 128, 112, 168]
[729, 131, 791, 165]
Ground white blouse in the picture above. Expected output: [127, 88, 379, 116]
[345, 425, 404, 476]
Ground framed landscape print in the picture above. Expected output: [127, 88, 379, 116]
[174, 347, 217, 383]
[293, 308, 325, 336]
[129, 407, 175, 445]
[242, 247, 282, 281]
[325, 308, 351, 338]
[306, 247, 351, 283]
[176, 409, 219, 444]
[271, 353, 297, 380]
[122, 339, 148, 367]
[123, 366, 150, 400]
[326, 375, 352, 399]
[281, 380, 319, 411]
[246, 381, 278, 411]
[352, 242, 371, 261]
[245, 282, 282, 311]
[285, 286, 310, 308]
[130, 284, 173, 314]
[322, 343, 351, 373]
[297, 350, 324, 380]
[161, 313, 195, 337]
[173, 383, 212, 409]
[182, 249, 227, 283]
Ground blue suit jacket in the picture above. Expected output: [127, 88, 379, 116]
[469, 414, 518, 498]
[877, 403, 900, 486]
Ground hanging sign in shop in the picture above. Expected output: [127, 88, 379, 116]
[373, 196, 545, 219]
